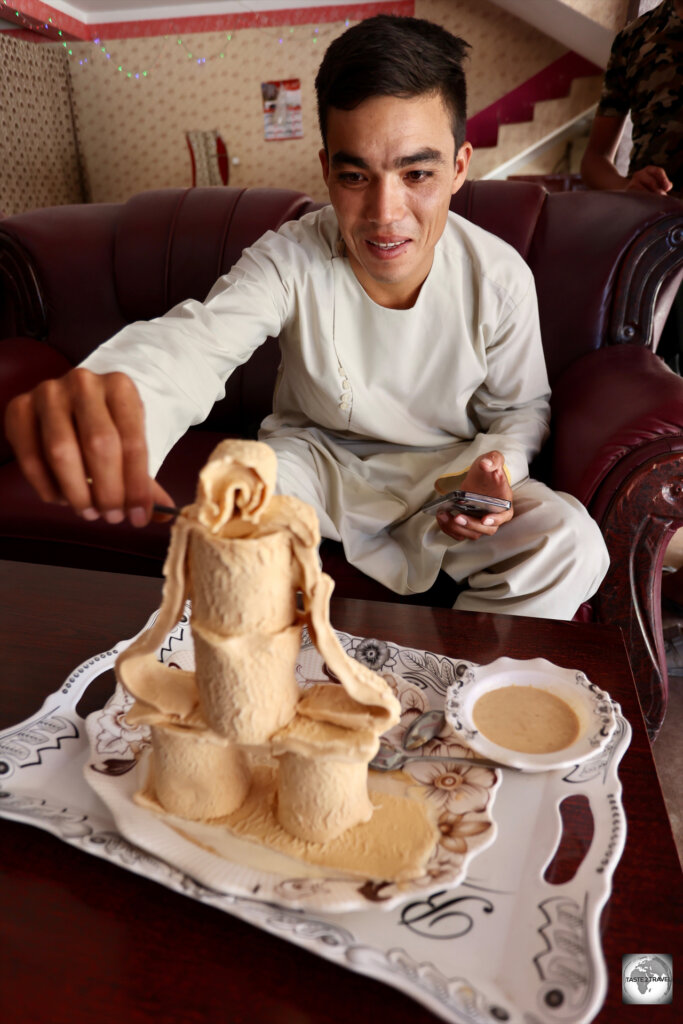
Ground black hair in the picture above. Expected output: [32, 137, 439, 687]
[315, 14, 470, 153]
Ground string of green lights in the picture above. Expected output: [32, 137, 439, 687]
[1, 2, 352, 80]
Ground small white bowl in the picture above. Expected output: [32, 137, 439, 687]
[445, 656, 617, 772]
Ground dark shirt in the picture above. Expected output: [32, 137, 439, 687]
[597, 0, 683, 189]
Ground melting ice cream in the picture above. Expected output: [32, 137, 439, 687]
[116, 440, 438, 880]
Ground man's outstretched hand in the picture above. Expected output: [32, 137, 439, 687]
[436, 450, 513, 542]
[4, 368, 175, 527]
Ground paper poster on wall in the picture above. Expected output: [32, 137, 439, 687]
[261, 79, 303, 140]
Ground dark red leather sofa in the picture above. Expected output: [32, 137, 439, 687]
[1, 181, 682, 736]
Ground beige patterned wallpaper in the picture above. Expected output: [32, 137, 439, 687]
[67, 0, 570, 205]
[0, 35, 84, 216]
[2, 0, 598, 213]
[67, 22, 344, 205]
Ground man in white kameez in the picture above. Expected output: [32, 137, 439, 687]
[5, 15, 608, 619]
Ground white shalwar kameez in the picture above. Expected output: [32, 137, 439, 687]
[83, 205, 608, 619]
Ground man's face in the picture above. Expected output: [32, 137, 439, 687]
[320, 92, 471, 309]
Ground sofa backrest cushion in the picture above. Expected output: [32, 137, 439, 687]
[450, 179, 546, 260]
[451, 180, 682, 381]
[0, 202, 125, 364]
[114, 186, 314, 322]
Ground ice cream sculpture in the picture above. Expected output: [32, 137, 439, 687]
[116, 441, 438, 880]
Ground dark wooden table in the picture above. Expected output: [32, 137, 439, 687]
[0, 560, 680, 1024]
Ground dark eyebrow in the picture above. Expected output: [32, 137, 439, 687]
[330, 148, 446, 169]
[330, 151, 369, 169]
[395, 148, 445, 168]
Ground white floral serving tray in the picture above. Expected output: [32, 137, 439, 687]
[0, 606, 631, 1024]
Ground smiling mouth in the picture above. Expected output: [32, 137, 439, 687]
[365, 239, 410, 254]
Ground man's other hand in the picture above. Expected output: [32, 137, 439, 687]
[626, 165, 673, 195]
[436, 450, 513, 542]
[4, 368, 174, 527]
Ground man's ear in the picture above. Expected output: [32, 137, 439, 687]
[451, 141, 473, 196]
[319, 148, 330, 186]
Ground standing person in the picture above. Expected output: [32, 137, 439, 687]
[4, 14, 608, 620]
[581, 0, 682, 368]
[581, 0, 682, 195]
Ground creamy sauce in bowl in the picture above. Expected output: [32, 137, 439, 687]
[473, 685, 580, 754]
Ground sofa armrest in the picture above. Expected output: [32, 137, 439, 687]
[550, 344, 683, 736]
[550, 344, 683, 505]
[0, 336, 72, 463]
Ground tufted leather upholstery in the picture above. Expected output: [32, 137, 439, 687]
[1, 182, 682, 735]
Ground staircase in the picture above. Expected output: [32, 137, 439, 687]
[468, 69, 602, 180]
[466, 0, 621, 180]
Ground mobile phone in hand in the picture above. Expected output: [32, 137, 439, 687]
[422, 490, 511, 519]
